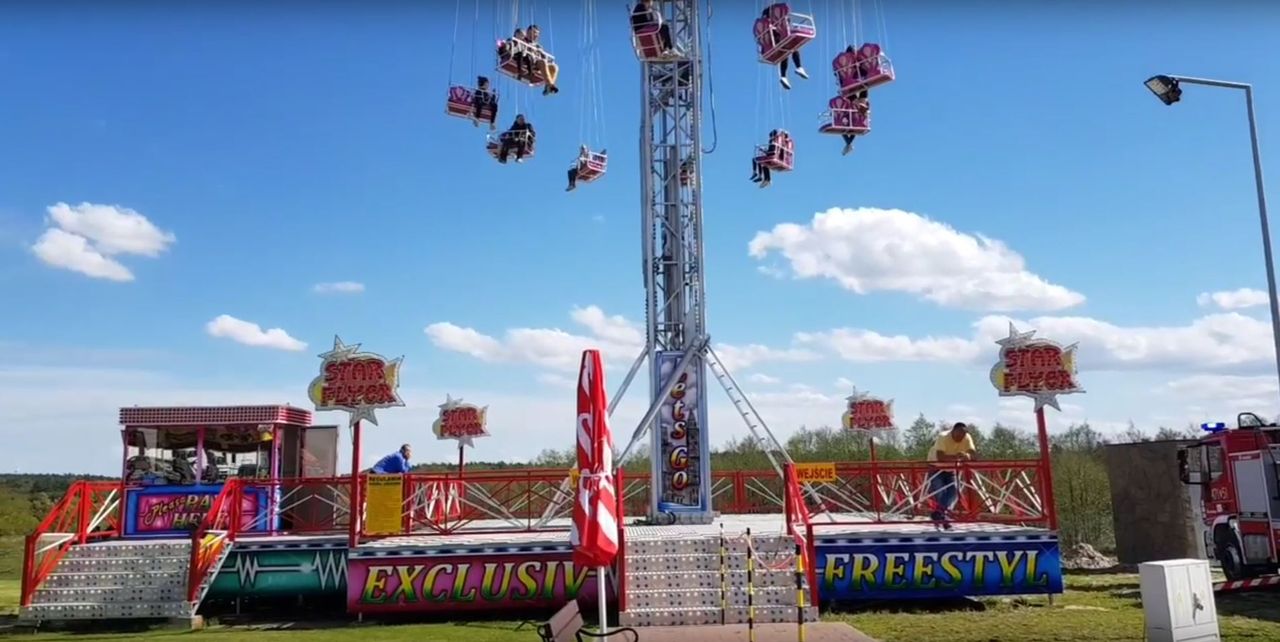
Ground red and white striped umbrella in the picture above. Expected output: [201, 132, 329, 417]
[571, 349, 619, 570]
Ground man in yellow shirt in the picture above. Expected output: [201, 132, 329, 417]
[927, 422, 976, 529]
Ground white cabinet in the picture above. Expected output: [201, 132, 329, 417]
[1139, 559, 1220, 642]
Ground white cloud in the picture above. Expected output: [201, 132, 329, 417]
[32, 228, 133, 281]
[426, 305, 814, 373]
[749, 373, 781, 385]
[31, 202, 175, 281]
[974, 313, 1274, 372]
[748, 207, 1084, 312]
[834, 377, 854, 389]
[313, 281, 365, 294]
[796, 328, 980, 362]
[205, 315, 307, 351]
[1197, 288, 1268, 310]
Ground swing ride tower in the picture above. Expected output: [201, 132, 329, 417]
[637, 0, 713, 523]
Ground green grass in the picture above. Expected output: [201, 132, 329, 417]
[1, 574, 1277, 641]
[832, 574, 1280, 641]
[0, 536, 24, 580]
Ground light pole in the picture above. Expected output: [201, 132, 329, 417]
[1146, 74, 1280, 402]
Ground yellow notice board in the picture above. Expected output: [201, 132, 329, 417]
[364, 474, 404, 535]
[795, 462, 837, 484]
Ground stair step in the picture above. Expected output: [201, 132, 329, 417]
[42, 572, 186, 589]
[66, 543, 190, 559]
[51, 557, 188, 573]
[620, 606, 819, 627]
[626, 587, 800, 609]
[20, 601, 194, 622]
[625, 570, 798, 591]
[34, 586, 185, 604]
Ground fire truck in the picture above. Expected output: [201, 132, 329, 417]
[1178, 412, 1280, 581]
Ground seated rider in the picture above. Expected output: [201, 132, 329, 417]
[499, 28, 534, 81]
[751, 129, 780, 187]
[631, 1, 674, 53]
[761, 7, 806, 89]
[472, 75, 498, 130]
[498, 114, 535, 164]
[522, 25, 560, 95]
[841, 89, 869, 156]
[566, 145, 607, 191]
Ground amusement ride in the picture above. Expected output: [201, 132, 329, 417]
[448, 0, 895, 523]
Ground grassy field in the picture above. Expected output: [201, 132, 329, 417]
[0, 573, 1277, 641]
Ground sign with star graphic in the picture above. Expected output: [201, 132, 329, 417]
[432, 395, 489, 448]
[989, 323, 1084, 410]
[307, 336, 404, 426]
[841, 387, 896, 432]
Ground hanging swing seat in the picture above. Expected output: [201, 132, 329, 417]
[496, 38, 554, 86]
[754, 131, 795, 172]
[818, 96, 871, 135]
[632, 16, 682, 61]
[833, 43, 894, 96]
[753, 3, 816, 66]
[486, 131, 536, 161]
[574, 151, 609, 183]
[445, 85, 498, 123]
[679, 160, 695, 187]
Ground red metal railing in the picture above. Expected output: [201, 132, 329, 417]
[782, 464, 819, 607]
[186, 480, 240, 602]
[394, 469, 575, 536]
[21, 481, 121, 606]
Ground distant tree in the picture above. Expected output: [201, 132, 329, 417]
[983, 423, 1038, 459]
[1052, 422, 1105, 453]
[1154, 426, 1194, 441]
[1118, 420, 1150, 444]
[902, 414, 938, 460]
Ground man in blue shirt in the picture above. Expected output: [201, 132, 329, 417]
[371, 444, 412, 474]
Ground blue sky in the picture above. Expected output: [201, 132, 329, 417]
[3, 1, 1280, 474]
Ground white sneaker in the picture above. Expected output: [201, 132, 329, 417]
[760, 179, 771, 188]
[780, 77, 791, 90]
[842, 142, 853, 156]
[795, 67, 809, 80]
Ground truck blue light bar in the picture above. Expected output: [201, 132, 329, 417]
[1201, 422, 1227, 433]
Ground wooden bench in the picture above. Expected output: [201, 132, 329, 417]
[522, 601, 639, 642]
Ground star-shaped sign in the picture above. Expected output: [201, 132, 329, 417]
[433, 394, 490, 448]
[309, 335, 404, 427]
[842, 386, 896, 431]
[990, 323, 1084, 411]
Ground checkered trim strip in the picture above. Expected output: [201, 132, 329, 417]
[1215, 575, 1280, 593]
[818, 534, 1059, 545]
[350, 544, 572, 559]
[119, 405, 312, 427]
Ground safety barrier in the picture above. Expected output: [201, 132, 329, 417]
[20, 481, 121, 606]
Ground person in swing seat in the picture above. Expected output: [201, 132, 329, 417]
[498, 114, 535, 163]
[761, 8, 807, 89]
[523, 25, 560, 95]
[472, 75, 498, 130]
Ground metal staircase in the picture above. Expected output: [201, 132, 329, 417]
[620, 529, 817, 627]
[704, 345, 793, 479]
[20, 540, 197, 623]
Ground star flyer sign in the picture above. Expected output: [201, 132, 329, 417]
[308, 336, 404, 425]
[432, 395, 490, 448]
[989, 323, 1084, 411]
[841, 388, 896, 432]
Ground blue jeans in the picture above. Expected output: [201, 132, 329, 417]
[928, 470, 957, 520]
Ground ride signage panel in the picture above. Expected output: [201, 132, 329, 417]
[363, 475, 404, 536]
[652, 350, 711, 515]
[795, 463, 837, 484]
[989, 323, 1084, 411]
[815, 536, 1064, 600]
[346, 551, 612, 614]
[432, 395, 490, 448]
[841, 388, 896, 432]
[124, 486, 266, 537]
[308, 336, 405, 425]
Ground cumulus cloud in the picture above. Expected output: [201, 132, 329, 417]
[31, 202, 175, 281]
[425, 306, 816, 373]
[1197, 288, 1268, 311]
[797, 311, 1275, 375]
[313, 281, 365, 294]
[749, 373, 782, 385]
[796, 328, 980, 363]
[205, 315, 307, 351]
[748, 207, 1084, 312]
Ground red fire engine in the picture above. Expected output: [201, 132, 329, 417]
[1178, 412, 1280, 581]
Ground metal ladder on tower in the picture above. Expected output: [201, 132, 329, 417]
[704, 345, 829, 513]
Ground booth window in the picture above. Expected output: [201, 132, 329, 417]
[124, 426, 200, 486]
[202, 426, 275, 483]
